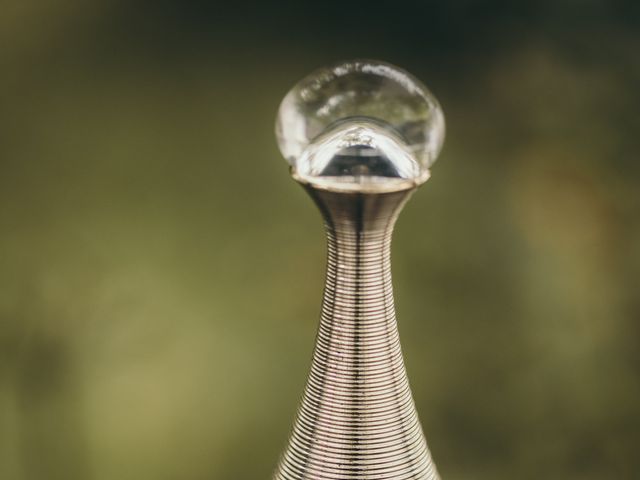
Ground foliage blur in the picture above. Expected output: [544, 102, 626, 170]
[0, 1, 639, 479]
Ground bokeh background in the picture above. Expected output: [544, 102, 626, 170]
[1, 1, 639, 479]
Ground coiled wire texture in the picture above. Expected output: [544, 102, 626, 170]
[274, 188, 439, 480]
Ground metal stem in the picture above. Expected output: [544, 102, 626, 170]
[274, 181, 439, 480]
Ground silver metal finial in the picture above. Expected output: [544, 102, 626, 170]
[273, 59, 445, 480]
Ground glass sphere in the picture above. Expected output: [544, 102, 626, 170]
[276, 60, 445, 189]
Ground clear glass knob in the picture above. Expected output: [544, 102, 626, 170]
[276, 59, 445, 189]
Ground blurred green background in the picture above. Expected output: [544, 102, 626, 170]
[1, 1, 639, 479]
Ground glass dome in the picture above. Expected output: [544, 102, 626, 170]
[276, 60, 445, 189]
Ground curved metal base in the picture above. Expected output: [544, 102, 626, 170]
[274, 180, 439, 480]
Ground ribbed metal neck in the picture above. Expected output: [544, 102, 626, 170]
[274, 182, 439, 480]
